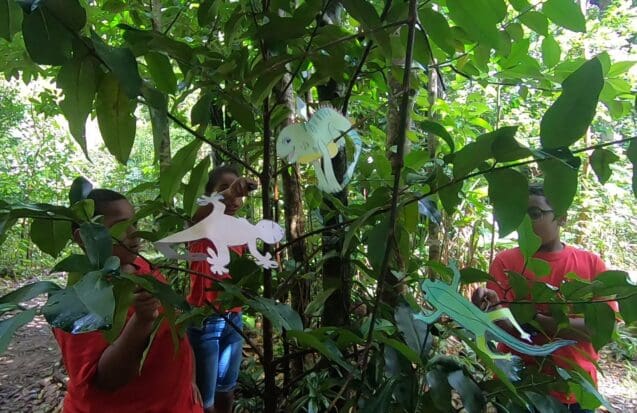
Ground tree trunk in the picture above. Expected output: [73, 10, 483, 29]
[318, 3, 352, 328]
[150, 0, 171, 172]
[427, 69, 442, 277]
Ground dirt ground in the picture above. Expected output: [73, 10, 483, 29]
[1, 281, 635, 413]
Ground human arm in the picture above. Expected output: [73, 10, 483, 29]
[192, 177, 258, 223]
[93, 287, 161, 391]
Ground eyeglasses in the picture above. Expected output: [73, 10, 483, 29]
[527, 206, 554, 221]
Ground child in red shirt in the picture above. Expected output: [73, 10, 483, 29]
[187, 165, 257, 413]
[54, 186, 203, 413]
[472, 184, 617, 413]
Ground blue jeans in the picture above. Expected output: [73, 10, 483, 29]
[188, 312, 244, 409]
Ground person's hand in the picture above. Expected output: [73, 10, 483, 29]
[192, 382, 203, 406]
[221, 177, 258, 199]
[132, 289, 160, 323]
[471, 287, 500, 311]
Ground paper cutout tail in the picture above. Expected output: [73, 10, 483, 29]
[339, 130, 362, 188]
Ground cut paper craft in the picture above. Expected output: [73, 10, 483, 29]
[276, 107, 362, 193]
[418, 197, 442, 225]
[415, 262, 576, 360]
[155, 193, 285, 275]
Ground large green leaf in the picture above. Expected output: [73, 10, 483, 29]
[0, 309, 36, 354]
[78, 222, 112, 269]
[145, 52, 177, 95]
[197, 0, 219, 27]
[43, 0, 86, 32]
[96, 73, 137, 164]
[517, 215, 541, 261]
[248, 297, 303, 333]
[525, 391, 568, 413]
[437, 172, 462, 215]
[160, 139, 203, 202]
[68, 177, 93, 206]
[394, 302, 431, 361]
[539, 156, 580, 216]
[183, 157, 211, 217]
[584, 302, 616, 351]
[627, 139, 637, 197]
[589, 148, 619, 185]
[42, 270, 115, 333]
[22, 6, 72, 65]
[0, 0, 22, 41]
[305, 288, 336, 317]
[30, 218, 72, 257]
[447, 0, 506, 51]
[57, 54, 100, 157]
[519, 11, 548, 35]
[620, 292, 637, 324]
[486, 169, 528, 237]
[541, 36, 561, 68]
[119, 273, 190, 312]
[491, 126, 530, 162]
[287, 330, 352, 371]
[91, 31, 142, 98]
[223, 94, 256, 132]
[422, 120, 455, 153]
[448, 369, 485, 413]
[341, 0, 391, 57]
[190, 91, 212, 131]
[540, 57, 603, 149]
[52, 254, 94, 273]
[419, 7, 455, 55]
[426, 368, 453, 412]
[542, 0, 586, 33]
[0, 281, 60, 306]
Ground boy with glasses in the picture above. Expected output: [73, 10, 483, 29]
[472, 183, 617, 413]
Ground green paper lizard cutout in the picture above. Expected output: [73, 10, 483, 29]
[416, 262, 576, 360]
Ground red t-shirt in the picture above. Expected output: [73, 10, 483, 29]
[53, 258, 203, 413]
[487, 245, 617, 404]
[187, 239, 243, 312]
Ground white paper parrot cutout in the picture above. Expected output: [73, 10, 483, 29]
[276, 107, 362, 193]
[155, 194, 285, 275]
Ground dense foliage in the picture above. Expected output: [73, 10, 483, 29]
[0, 0, 636, 412]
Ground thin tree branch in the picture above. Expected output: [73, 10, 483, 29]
[498, 291, 637, 306]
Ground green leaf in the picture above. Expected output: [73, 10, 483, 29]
[190, 91, 212, 131]
[453, 128, 512, 178]
[0, 281, 61, 306]
[42, 270, 115, 333]
[160, 139, 203, 202]
[437, 172, 462, 215]
[540, 57, 603, 149]
[22, 6, 72, 65]
[519, 11, 549, 35]
[96, 73, 137, 164]
[541, 36, 561, 68]
[57, 54, 100, 157]
[491, 126, 530, 162]
[44, 0, 86, 31]
[447, 0, 507, 51]
[102, 279, 135, 342]
[223, 94, 256, 131]
[607, 61, 637, 78]
[366, 216, 390, 273]
[525, 391, 568, 413]
[422, 120, 455, 153]
[395, 302, 431, 360]
[248, 297, 303, 332]
[287, 330, 352, 371]
[589, 148, 619, 185]
[79, 223, 112, 269]
[91, 31, 142, 98]
[527, 257, 551, 277]
[542, 0, 586, 33]
[251, 68, 285, 105]
[448, 370, 485, 413]
[486, 169, 528, 237]
[619, 292, 637, 324]
[342, 0, 392, 57]
[584, 302, 615, 350]
[197, 0, 219, 27]
[539, 157, 580, 216]
[0, 309, 36, 354]
[459, 268, 493, 283]
[30, 218, 72, 257]
[419, 7, 455, 55]
[0, 0, 22, 41]
[426, 368, 453, 412]
[626, 139, 637, 197]
[69, 177, 93, 206]
[52, 254, 93, 273]
[119, 273, 190, 312]
[183, 157, 211, 217]
[145, 52, 177, 94]
[305, 288, 336, 317]
[517, 215, 541, 261]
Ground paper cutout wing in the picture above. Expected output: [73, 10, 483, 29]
[276, 107, 362, 193]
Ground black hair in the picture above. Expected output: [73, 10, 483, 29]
[204, 165, 240, 195]
[71, 188, 127, 231]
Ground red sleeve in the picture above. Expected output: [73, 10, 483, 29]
[591, 255, 619, 313]
[487, 255, 515, 302]
[53, 329, 108, 389]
